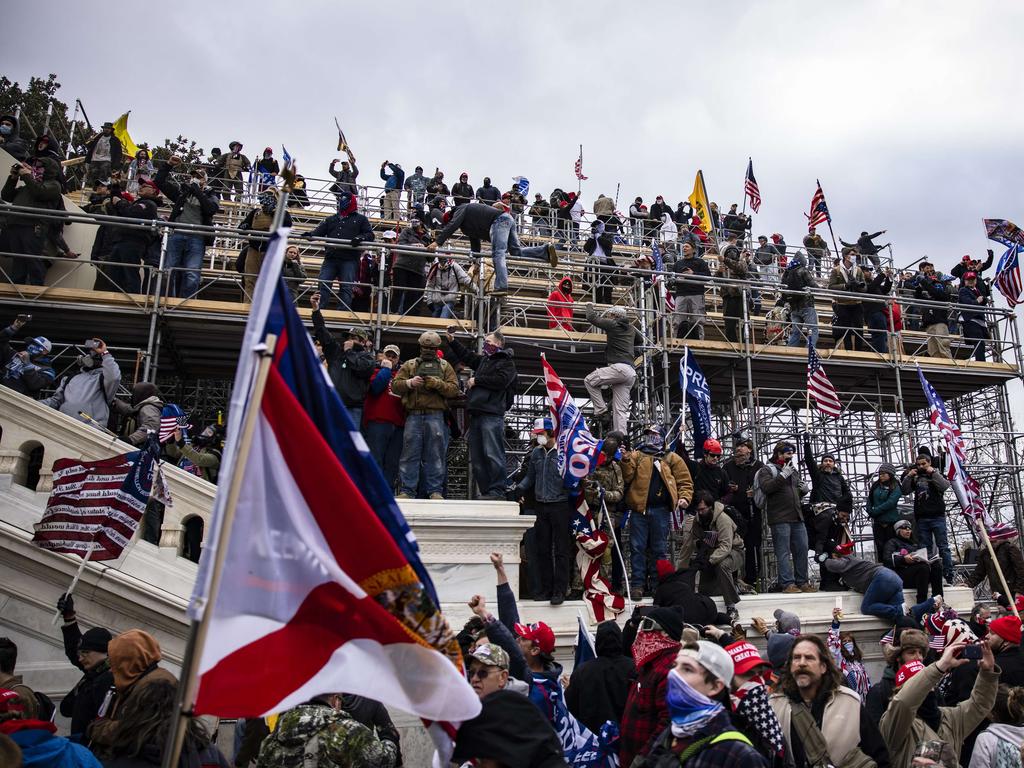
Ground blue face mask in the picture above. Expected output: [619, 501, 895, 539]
[666, 667, 724, 738]
[0, 124, 11, 136]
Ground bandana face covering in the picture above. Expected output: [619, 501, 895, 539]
[632, 630, 680, 668]
[258, 191, 277, 214]
[666, 668, 724, 738]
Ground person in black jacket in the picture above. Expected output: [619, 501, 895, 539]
[583, 220, 616, 304]
[310, 293, 374, 426]
[651, 560, 720, 625]
[254, 147, 279, 191]
[901, 452, 954, 583]
[451, 172, 473, 208]
[154, 157, 220, 298]
[475, 176, 501, 204]
[801, 434, 852, 509]
[446, 329, 518, 500]
[779, 255, 819, 347]
[881, 520, 943, 604]
[328, 146, 359, 202]
[1, 156, 64, 285]
[566, 621, 635, 734]
[722, 440, 764, 585]
[862, 264, 893, 353]
[84, 121, 123, 188]
[109, 178, 161, 294]
[0, 316, 55, 398]
[671, 242, 711, 340]
[683, 438, 727, 499]
[55, 594, 114, 742]
[841, 230, 889, 269]
[913, 262, 954, 358]
[304, 190, 374, 311]
[959, 272, 989, 361]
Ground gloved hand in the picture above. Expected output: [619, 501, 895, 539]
[350, 237, 362, 248]
[780, 463, 795, 478]
[300, 231, 313, 240]
[57, 593, 75, 620]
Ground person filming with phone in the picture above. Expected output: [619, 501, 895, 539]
[1, 313, 55, 398]
[43, 338, 122, 430]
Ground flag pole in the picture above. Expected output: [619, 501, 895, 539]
[51, 542, 97, 626]
[742, 158, 749, 216]
[161, 332, 279, 768]
[977, 523, 1020, 620]
[577, 145, 583, 196]
[601, 497, 632, 613]
[818, 179, 841, 259]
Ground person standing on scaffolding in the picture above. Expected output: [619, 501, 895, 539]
[583, 303, 641, 434]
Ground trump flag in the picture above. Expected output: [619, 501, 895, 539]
[188, 229, 479, 726]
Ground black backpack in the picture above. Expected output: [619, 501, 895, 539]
[722, 504, 748, 539]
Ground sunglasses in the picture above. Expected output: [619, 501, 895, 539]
[469, 666, 497, 680]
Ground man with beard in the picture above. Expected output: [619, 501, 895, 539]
[722, 440, 763, 587]
[770, 635, 890, 768]
[678, 490, 745, 625]
[879, 638, 998, 768]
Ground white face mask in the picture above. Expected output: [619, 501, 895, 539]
[536, 435, 548, 447]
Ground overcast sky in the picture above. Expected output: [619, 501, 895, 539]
[4, 0, 1023, 279]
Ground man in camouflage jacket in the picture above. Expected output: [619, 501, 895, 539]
[256, 694, 399, 768]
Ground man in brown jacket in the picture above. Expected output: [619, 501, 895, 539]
[621, 424, 693, 599]
[392, 331, 460, 500]
[679, 492, 745, 622]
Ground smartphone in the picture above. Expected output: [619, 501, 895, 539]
[15, 314, 31, 324]
[963, 644, 983, 660]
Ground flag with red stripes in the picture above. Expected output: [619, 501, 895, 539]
[744, 158, 761, 213]
[807, 340, 842, 417]
[918, 367, 990, 527]
[188, 230, 479, 749]
[32, 440, 160, 561]
[574, 145, 588, 181]
[994, 244, 1024, 308]
[805, 181, 830, 231]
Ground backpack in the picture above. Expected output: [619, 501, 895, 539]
[752, 464, 779, 513]
[722, 504, 748, 539]
[35, 690, 56, 722]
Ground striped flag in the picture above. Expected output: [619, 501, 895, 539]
[159, 404, 191, 443]
[31, 439, 160, 561]
[513, 176, 530, 197]
[994, 244, 1024, 308]
[744, 158, 761, 213]
[805, 181, 830, 231]
[187, 229, 479, 750]
[807, 340, 842, 417]
[918, 367, 990, 527]
[574, 145, 588, 181]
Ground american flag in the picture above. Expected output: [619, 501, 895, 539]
[159, 403, 191, 443]
[994, 244, 1023, 308]
[31, 440, 160, 561]
[807, 340, 842, 417]
[805, 181, 830, 231]
[574, 145, 588, 181]
[918, 367, 990, 526]
[744, 158, 761, 213]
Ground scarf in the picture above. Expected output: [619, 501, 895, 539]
[731, 681, 785, 756]
[632, 630, 679, 668]
[666, 669, 724, 738]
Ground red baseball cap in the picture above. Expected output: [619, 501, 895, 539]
[835, 541, 855, 557]
[0, 689, 25, 715]
[895, 660, 925, 687]
[725, 641, 770, 676]
[514, 621, 556, 655]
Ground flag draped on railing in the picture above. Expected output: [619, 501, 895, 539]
[186, 230, 479, 749]
[541, 355, 624, 622]
[917, 367, 990, 528]
[32, 439, 161, 561]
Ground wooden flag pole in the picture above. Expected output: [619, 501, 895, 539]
[977, 522, 1021, 620]
[51, 542, 97, 626]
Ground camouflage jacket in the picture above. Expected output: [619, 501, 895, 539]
[584, 459, 624, 507]
[255, 703, 398, 768]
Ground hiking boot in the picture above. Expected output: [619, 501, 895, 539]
[546, 243, 559, 267]
[726, 607, 740, 624]
[799, 583, 818, 593]
[781, 585, 801, 594]
[395, 492, 412, 499]
[428, 492, 444, 500]
[550, 593, 565, 606]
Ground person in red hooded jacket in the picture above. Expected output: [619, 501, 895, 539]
[546, 276, 574, 331]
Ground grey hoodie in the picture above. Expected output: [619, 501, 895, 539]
[823, 555, 884, 593]
[43, 354, 122, 429]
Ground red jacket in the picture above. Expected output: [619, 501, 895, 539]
[547, 277, 574, 330]
[362, 365, 406, 427]
[619, 646, 678, 766]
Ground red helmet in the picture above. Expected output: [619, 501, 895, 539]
[703, 438, 723, 455]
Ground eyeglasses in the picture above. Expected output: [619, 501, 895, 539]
[638, 616, 666, 633]
[469, 666, 497, 680]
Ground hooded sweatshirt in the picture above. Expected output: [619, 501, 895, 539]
[43, 352, 122, 428]
[1, 156, 63, 224]
[0, 113, 29, 160]
[547, 277, 574, 330]
[4, 721, 103, 768]
[971, 722, 1024, 768]
[565, 622, 635, 733]
[112, 382, 163, 446]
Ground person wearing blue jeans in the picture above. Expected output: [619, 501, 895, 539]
[165, 232, 206, 298]
[780, 255, 818, 346]
[771, 521, 809, 591]
[304, 190, 374, 311]
[396, 412, 446, 498]
[916, 516, 955, 584]
[153, 158, 220, 299]
[630, 507, 671, 594]
[317, 257, 359, 310]
[823, 548, 936, 623]
[488, 212, 556, 293]
[787, 306, 819, 347]
[756, 440, 813, 593]
[901, 454, 955, 583]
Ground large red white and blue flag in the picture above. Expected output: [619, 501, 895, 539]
[744, 158, 761, 213]
[188, 230, 479, 730]
[918, 367, 990, 528]
[805, 181, 831, 231]
[994, 244, 1024, 309]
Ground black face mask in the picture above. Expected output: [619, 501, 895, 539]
[917, 691, 941, 731]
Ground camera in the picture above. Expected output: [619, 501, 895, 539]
[84, 338, 100, 350]
[963, 643, 983, 660]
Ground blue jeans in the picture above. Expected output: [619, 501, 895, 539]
[431, 301, 458, 319]
[916, 516, 954, 580]
[865, 308, 889, 353]
[468, 413, 506, 498]
[859, 568, 932, 623]
[398, 412, 445, 497]
[489, 212, 550, 291]
[787, 306, 819, 347]
[318, 258, 358, 310]
[771, 522, 809, 587]
[346, 406, 363, 430]
[365, 420, 403, 489]
[630, 506, 671, 589]
[165, 232, 206, 298]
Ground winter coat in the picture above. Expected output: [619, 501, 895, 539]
[379, 163, 405, 192]
[637, 710, 767, 768]
[583, 231, 615, 264]
[867, 480, 902, 525]
[683, 452, 727, 500]
[0, 113, 28, 160]
[863, 272, 893, 313]
[583, 457, 624, 507]
[165, 440, 221, 484]
[593, 194, 615, 217]
[566, 622, 635, 734]
[755, 461, 806, 525]
[328, 161, 359, 194]
[652, 569, 719, 625]
[802, 444, 851, 507]
[451, 181, 473, 207]
[111, 394, 163, 446]
[110, 188, 161, 245]
[43, 354, 122, 428]
[154, 162, 220, 238]
[424, 259, 470, 305]
[311, 311, 374, 407]
[881, 533, 925, 571]
[959, 284, 986, 325]
[966, 538, 1024, 597]
[900, 467, 950, 519]
[475, 184, 501, 204]
[1, 156, 63, 225]
[969, 722, 1024, 768]
[803, 233, 830, 261]
[779, 264, 817, 310]
[717, 245, 749, 298]
[446, 338, 517, 417]
[6, 726, 103, 768]
[85, 132, 123, 167]
[393, 225, 429, 274]
[307, 211, 374, 261]
[721, 457, 763, 520]
[254, 702, 398, 768]
[585, 305, 640, 366]
[619, 645, 679, 766]
[914, 276, 953, 326]
[547, 277, 574, 330]
[621, 450, 693, 514]
[671, 254, 711, 297]
[516, 445, 568, 503]
[434, 202, 502, 252]
[828, 263, 866, 304]
[679, 501, 744, 569]
[822, 555, 885, 593]
[880, 661, 998, 768]
[391, 355, 459, 412]
[1, 324, 56, 397]
[59, 623, 114, 740]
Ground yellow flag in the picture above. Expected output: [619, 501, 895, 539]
[687, 170, 713, 233]
[112, 112, 141, 158]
